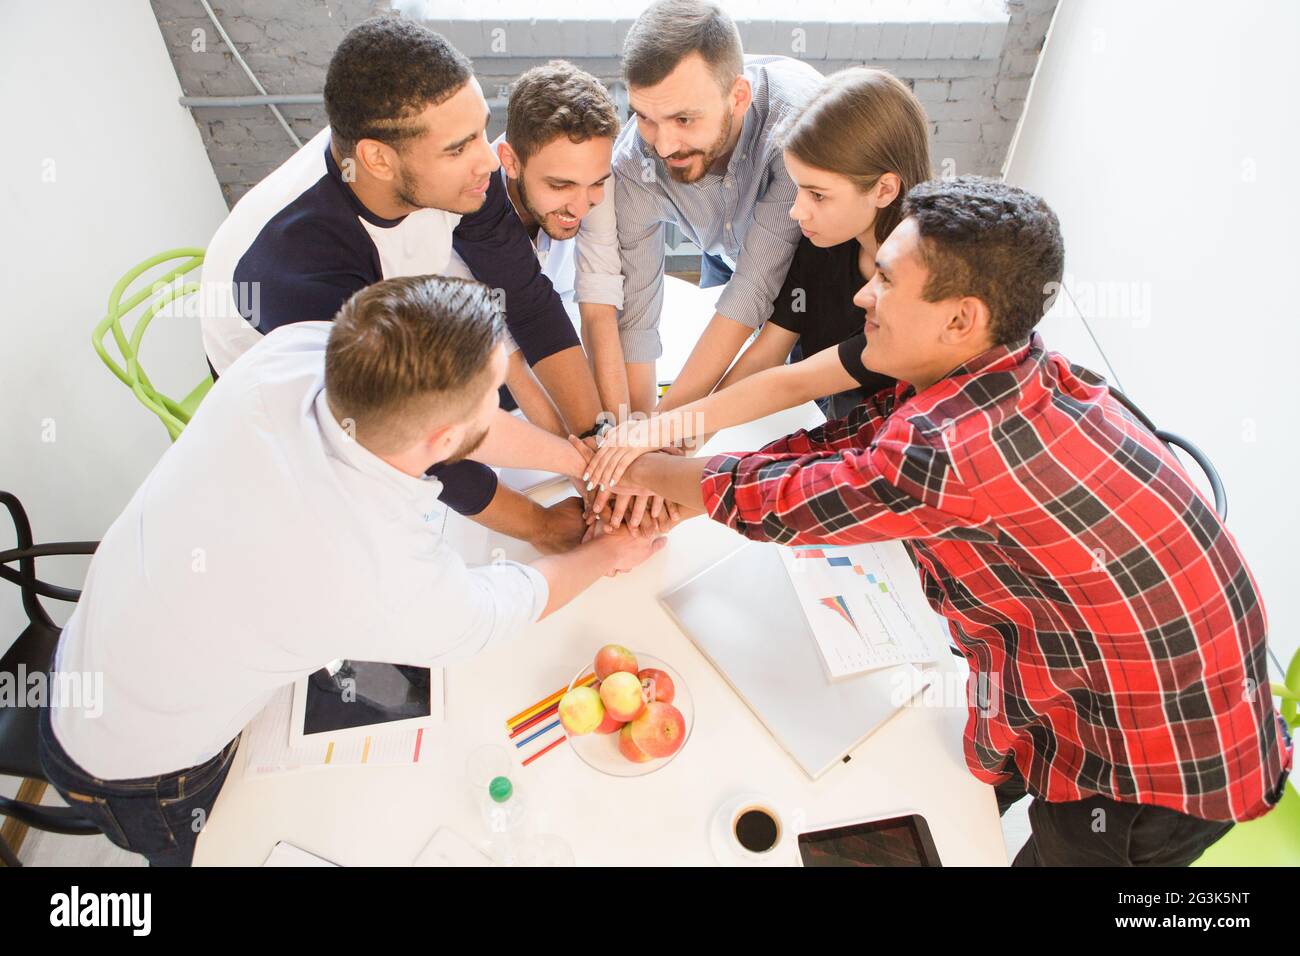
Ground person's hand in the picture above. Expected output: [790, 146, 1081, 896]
[569, 436, 653, 498]
[582, 417, 665, 497]
[583, 488, 684, 539]
[594, 521, 668, 576]
[569, 437, 674, 534]
[588, 443, 688, 525]
[530, 496, 587, 555]
[605, 491, 681, 536]
[553, 436, 595, 507]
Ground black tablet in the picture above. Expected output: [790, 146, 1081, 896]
[797, 813, 941, 867]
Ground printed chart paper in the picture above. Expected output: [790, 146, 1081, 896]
[779, 541, 938, 679]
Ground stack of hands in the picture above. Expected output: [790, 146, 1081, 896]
[533, 418, 696, 576]
[572, 429, 687, 535]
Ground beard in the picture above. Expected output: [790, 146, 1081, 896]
[394, 162, 433, 211]
[664, 110, 735, 184]
[395, 163, 486, 215]
[516, 175, 580, 241]
[443, 423, 490, 465]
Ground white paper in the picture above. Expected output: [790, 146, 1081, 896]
[241, 682, 441, 777]
[779, 541, 938, 680]
[263, 841, 339, 867]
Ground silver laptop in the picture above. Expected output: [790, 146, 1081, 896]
[660, 541, 939, 779]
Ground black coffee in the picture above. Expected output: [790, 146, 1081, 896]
[734, 808, 779, 852]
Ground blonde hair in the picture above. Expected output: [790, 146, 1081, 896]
[780, 68, 933, 244]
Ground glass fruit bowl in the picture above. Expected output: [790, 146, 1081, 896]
[562, 652, 693, 777]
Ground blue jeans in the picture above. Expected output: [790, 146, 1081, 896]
[37, 705, 239, 866]
[699, 251, 733, 288]
[788, 337, 866, 421]
[816, 388, 868, 422]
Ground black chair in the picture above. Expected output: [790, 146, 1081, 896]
[0, 491, 102, 866]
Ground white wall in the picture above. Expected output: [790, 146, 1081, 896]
[0, 2, 229, 640]
[1003, 0, 1300, 671]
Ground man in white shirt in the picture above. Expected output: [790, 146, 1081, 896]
[38, 275, 664, 866]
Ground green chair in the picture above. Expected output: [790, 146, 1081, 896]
[1193, 646, 1300, 866]
[92, 248, 213, 442]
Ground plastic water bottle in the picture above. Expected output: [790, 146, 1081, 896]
[480, 775, 527, 865]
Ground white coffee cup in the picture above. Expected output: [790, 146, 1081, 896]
[708, 793, 792, 866]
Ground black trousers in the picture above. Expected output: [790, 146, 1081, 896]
[994, 766, 1234, 866]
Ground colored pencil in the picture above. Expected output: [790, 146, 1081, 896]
[505, 672, 595, 729]
[522, 734, 568, 766]
[514, 718, 561, 749]
[509, 702, 559, 739]
[510, 673, 594, 727]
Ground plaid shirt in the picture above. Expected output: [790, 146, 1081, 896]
[703, 333, 1291, 822]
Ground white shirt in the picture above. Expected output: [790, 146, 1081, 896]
[51, 322, 548, 779]
[198, 127, 462, 375]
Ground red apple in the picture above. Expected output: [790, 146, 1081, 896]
[628, 702, 686, 759]
[594, 710, 624, 734]
[599, 670, 646, 722]
[558, 685, 604, 736]
[594, 644, 638, 680]
[638, 667, 675, 705]
[618, 723, 654, 763]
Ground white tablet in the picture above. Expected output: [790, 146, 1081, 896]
[289, 660, 444, 747]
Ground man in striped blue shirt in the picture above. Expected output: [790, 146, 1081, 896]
[611, 0, 822, 414]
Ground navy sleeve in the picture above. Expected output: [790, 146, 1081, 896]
[427, 460, 498, 516]
[453, 173, 580, 366]
[233, 188, 380, 335]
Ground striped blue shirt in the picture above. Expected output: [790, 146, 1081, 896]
[612, 54, 824, 363]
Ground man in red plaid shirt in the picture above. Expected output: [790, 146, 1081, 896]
[598, 177, 1292, 865]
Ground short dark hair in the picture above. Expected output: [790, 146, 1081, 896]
[324, 17, 472, 157]
[506, 61, 621, 164]
[326, 275, 503, 454]
[621, 0, 743, 94]
[902, 177, 1065, 347]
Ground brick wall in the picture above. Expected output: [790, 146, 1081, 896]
[150, 0, 1058, 208]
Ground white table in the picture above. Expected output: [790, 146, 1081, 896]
[193, 404, 1008, 866]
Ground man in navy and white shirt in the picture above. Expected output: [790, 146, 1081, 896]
[199, 18, 603, 550]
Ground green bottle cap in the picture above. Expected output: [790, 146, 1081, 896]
[489, 776, 513, 803]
